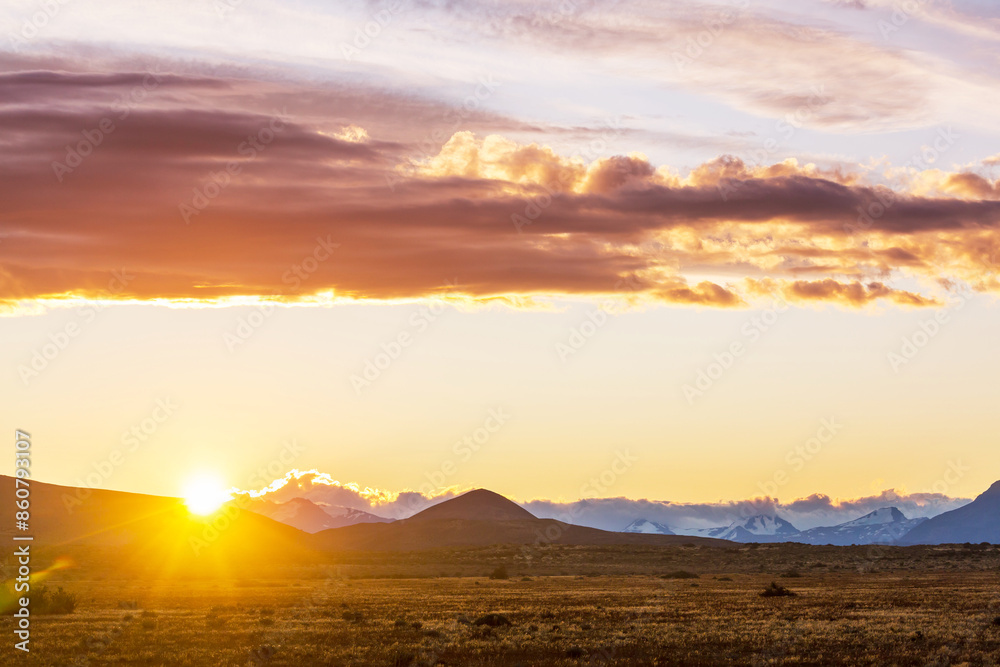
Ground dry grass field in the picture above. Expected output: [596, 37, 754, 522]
[4, 543, 1000, 666]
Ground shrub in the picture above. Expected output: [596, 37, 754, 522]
[781, 569, 803, 578]
[489, 565, 509, 580]
[566, 646, 586, 658]
[392, 652, 416, 667]
[760, 582, 796, 598]
[474, 613, 512, 627]
[661, 570, 699, 579]
[32, 587, 77, 615]
[992, 617, 1000, 626]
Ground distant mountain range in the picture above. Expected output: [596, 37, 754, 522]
[250, 482, 1000, 547]
[243, 496, 391, 533]
[794, 507, 927, 546]
[311, 489, 724, 551]
[897, 480, 1000, 545]
[691, 514, 800, 542]
[5, 477, 999, 557]
[636, 505, 942, 546]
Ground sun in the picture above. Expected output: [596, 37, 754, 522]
[182, 473, 232, 516]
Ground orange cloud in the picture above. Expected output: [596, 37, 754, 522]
[2, 60, 999, 312]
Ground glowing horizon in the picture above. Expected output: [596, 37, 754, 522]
[2, 0, 999, 513]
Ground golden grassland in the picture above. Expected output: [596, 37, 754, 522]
[3, 543, 1000, 666]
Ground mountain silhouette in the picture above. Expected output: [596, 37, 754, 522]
[897, 480, 1000, 545]
[245, 496, 391, 532]
[0, 475, 316, 576]
[793, 507, 926, 546]
[408, 489, 536, 522]
[312, 488, 727, 551]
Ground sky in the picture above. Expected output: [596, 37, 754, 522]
[2, 0, 999, 525]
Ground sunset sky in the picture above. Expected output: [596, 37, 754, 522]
[2, 0, 999, 516]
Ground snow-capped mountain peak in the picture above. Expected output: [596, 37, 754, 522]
[683, 514, 799, 542]
[622, 518, 674, 535]
[725, 514, 798, 536]
[838, 507, 907, 529]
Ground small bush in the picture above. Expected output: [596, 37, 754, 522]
[474, 613, 512, 627]
[489, 565, 509, 580]
[992, 617, 1000, 626]
[781, 569, 803, 578]
[760, 581, 796, 598]
[661, 570, 699, 579]
[33, 587, 77, 615]
[566, 646, 586, 658]
[392, 652, 416, 667]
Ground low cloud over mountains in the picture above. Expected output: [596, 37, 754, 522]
[234, 469, 969, 532]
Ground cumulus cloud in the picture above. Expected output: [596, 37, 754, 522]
[231, 469, 458, 519]
[2, 57, 999, 312]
